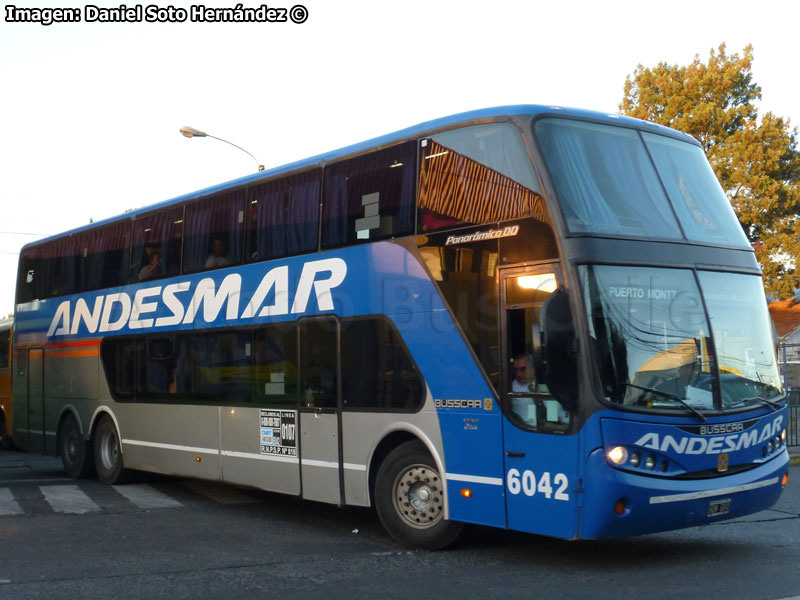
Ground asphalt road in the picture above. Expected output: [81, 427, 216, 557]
[0, 449, 799, 600]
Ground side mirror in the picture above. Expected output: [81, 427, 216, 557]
[535, 287, 578, 409]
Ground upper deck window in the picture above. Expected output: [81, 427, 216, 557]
[322, 142, 416, 248]
[642, 133, 750, 248]
[534, 118, 751, 248]
[130, 208, 184, 283]
[83, 222, 131, 291]
[183, 189, 246, 273]
[535, 119, 683, 239]
[246, 170, 320, 261]
[419, 123, 544, 232]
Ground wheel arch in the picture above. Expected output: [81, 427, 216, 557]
[55, 404, 84, 457]
[88, 405, 124, 454]
[367, 425, 449, 518]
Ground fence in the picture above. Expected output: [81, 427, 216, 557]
[779, 343, 800, 447]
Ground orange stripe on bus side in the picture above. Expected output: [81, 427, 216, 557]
[47, 350, 100, 358]
[45, 339, 102, 349]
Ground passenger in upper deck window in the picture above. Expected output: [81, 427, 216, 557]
[139, 251, 161, 281]
[206, 238, 231, 268]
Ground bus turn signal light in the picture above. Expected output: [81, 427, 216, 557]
[614, 500, 626, 515]
[460, 488, 472, 498]
[782, 473, 788, 486]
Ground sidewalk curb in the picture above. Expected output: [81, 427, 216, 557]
[790, 453, 800, 467]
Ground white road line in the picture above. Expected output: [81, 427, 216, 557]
[113, 484, 183, 509]
[41, 485, 100, 514]
[0, 478, 71, 485]
[182, 481, 258, 505]
[0, 489, 23, 516]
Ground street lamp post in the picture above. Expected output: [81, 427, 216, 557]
[179, 126, 265, 172]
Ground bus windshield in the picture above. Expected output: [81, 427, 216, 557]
[535, 118, 751, 248]
[581, 265, 782, 414]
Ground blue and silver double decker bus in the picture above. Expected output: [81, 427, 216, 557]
[12, 106, 789, 548]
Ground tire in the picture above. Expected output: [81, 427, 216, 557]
[375, 441, 463, 550]
[59, 413, 95, 478]
[93, 415, 132, 485]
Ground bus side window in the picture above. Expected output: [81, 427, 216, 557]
[339, 317, 424, 412]
[299, 318, 338, 408]
[139, 337, 179, 396]
[188, 331, 251, 402]
[246, 171, 320, 262]
[322, 142, 416, 248]
[253, 324, 298, 406]
[130, 208, 184, 283]
[183, 189, 245, 273]
[82, 222, 131, 292]
[0, 329, 9, 370]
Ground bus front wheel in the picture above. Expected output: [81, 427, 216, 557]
[375, 441, 463, 550]
[59, 413, 95, 478]
[94, 416, 132, 485]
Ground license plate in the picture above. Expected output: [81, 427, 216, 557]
[707, 498, 731, 517]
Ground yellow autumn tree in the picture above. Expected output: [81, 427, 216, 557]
[621, 44, 800, 298]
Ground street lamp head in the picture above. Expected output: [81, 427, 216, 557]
[179, 126, 207, 139]
[179, 125, 264, 172]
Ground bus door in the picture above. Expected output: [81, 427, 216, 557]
[219, 326, 301, 496]
[298, 316, 342, 505]
[26, 348, 45, 454]
[500, 265, 579, 538]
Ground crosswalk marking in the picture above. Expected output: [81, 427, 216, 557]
[182, 481, 258, 504]
[41, 485, 100, 514]
[0, 479, 260, 516]
[0, 488, 23, 516]
[114, 484, 183, 509]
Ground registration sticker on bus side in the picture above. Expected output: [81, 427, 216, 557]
[260, 409, 297, 456]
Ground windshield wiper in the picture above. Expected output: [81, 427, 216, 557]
[725, 394, 784, 412]
[621, 382, 707, 422]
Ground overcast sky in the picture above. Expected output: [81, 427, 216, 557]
[1, 0, 798, 316]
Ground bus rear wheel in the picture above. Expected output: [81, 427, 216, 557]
[375, 441, 463, 550]
[94, 416, 132, 485]
[59, 413, 94, 478]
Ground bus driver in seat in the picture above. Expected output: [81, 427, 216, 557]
[512, 354, 532, 393]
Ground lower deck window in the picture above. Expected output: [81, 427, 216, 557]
[100, 316, 424, 412]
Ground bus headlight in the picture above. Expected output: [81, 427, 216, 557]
[645, 455, 657, 470]
[629, 452, 641, 468]
[608, 446, 628, 465]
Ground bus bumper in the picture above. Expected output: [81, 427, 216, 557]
[578, 448, 790, 539]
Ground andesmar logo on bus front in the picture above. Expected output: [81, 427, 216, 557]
[633, 415, 784, 455]
[46, 258, 347, 337]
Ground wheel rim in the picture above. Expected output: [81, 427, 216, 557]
[392, 463, 444, 529]
[64, 427, 80, 466]
[99, 428, 119, 471]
